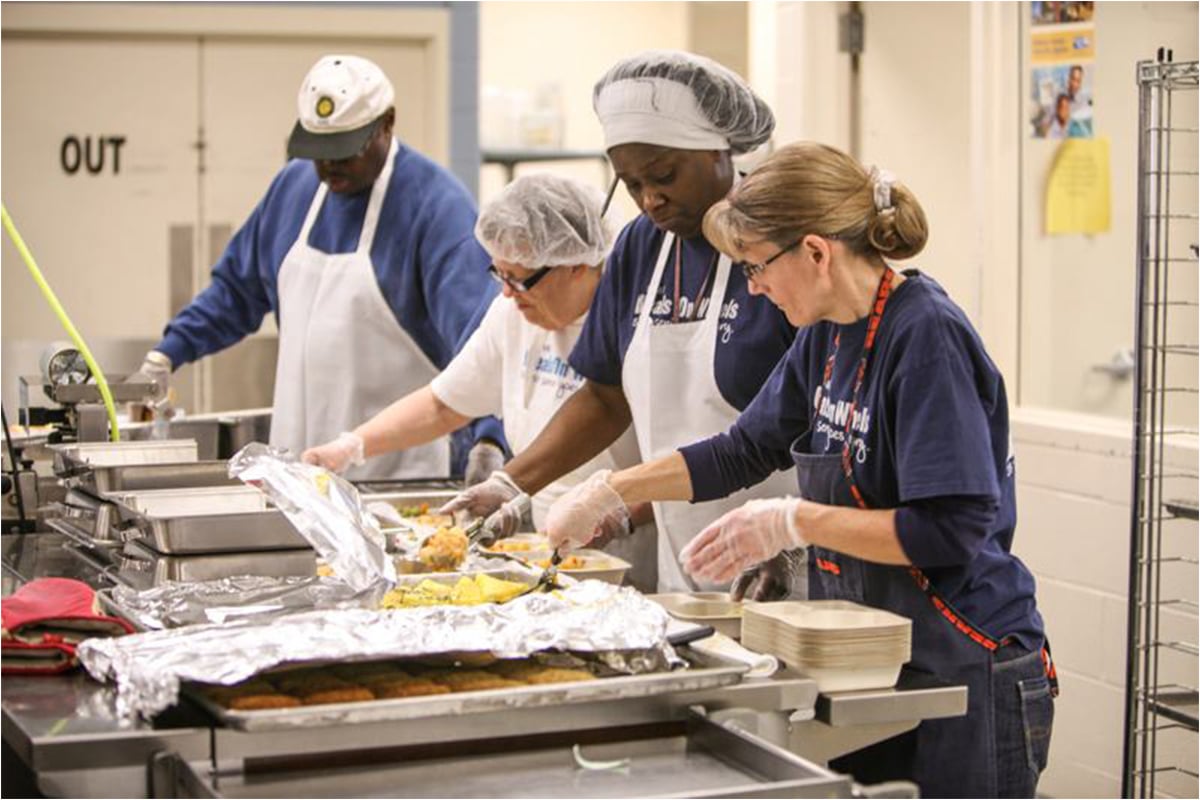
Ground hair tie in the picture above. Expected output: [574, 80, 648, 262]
[869, 166, 895, 213]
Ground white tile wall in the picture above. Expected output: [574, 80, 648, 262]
[1012, 409, 1198, 799]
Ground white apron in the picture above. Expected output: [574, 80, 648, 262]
[506, 318, 658, 592]
[622, 233, 797, 592]
[271, 139, 449, 481]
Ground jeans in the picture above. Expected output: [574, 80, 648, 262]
[993, 645, 1055, 798]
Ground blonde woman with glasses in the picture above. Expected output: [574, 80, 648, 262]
[549, 141, 1055, 798]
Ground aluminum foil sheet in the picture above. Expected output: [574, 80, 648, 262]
[108, 575, 379, 630]
[80, 581, 676, 718]
[227, 443, 395, 592]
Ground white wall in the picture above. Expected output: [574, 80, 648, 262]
[1012, 409, 1198, 798]
[478, 0, 691, 222]
[755, 3, 1198, 797]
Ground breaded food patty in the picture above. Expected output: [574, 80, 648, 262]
[522, 668, 594, 684]
[298, 687, 376, 705]
[227, 693, 303, 710]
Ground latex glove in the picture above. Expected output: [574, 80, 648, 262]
[464, 440, 506, 487]
[680, 497, 806, 585]
[478, 492, 532, 543]
[730, 550, 807, 601]
[545, 470, 631, 553]
[132, 350, 172, 403]
[301, 432, 365, 474]
[437, 470, 522, 520]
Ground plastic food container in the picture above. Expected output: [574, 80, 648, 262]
[649, 593, 745, 640]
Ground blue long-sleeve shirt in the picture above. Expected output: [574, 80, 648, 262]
[156, 141, 506, 460]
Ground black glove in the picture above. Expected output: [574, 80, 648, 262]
[730, 549, 806, 602]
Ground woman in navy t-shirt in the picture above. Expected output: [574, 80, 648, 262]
[547, 141, 1055, 798]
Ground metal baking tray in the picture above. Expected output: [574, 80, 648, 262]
[186, 648, 749, 732]
[102, 487, 308, 555]
[63, 460, 237, 495]
[175, 710, 852, 797]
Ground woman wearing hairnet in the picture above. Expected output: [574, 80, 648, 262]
[301, 173, 655, 587]
[548, 141, 1055, 798]
[440, 51, 801, 597]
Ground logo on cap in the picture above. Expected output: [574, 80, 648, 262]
[315, 96, 335, 119]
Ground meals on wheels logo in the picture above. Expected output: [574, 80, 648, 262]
[812, 386, 872, 463]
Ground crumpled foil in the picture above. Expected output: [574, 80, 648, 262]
[108, 576, 380, 630]
[227, 443, 395, 591]
[80, 581, 677, 718]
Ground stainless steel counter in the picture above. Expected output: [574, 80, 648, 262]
[2, 531, 964, 798]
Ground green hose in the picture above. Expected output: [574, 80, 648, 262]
[2, 204, 121, 442]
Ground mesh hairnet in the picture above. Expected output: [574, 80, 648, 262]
[475, 173, 617, 268]
[593, 50, 775, 155]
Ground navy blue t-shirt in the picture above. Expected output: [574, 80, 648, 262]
[570, 214, 796, 409]
[680, 271, 1043, 649]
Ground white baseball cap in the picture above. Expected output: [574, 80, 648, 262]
[287, 55, 395, 160]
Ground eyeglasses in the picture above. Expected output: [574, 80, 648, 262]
[487, 263, 553, 293]
[737, 235, 806, 280]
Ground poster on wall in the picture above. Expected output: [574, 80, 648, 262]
[1029, 2, 1095, 139]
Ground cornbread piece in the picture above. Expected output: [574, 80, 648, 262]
[270, 671, 352, 694]
[227, 693, 303, 710]
[201, 679, 278, 705]
[371, 679, 452, 698]
[332, 662, 408, 682]
[428, 669, 525, 692]
[523, 668, 595, 684]
[488, 660, 543, 680]
[298, 687, 376, 705]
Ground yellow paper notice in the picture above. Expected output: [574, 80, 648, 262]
[1046, 137, 1111, 234]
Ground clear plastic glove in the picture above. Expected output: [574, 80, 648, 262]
[465, 440, 506, 487]
[437, 470, 522, 520]
[679, 497, 806, 585]
[730, 550, 806, 601]
[132, 350, 172, 403]
[545, 470, 631, 553]
[301, 432, 365, 474]
[478, 492, 531, 543]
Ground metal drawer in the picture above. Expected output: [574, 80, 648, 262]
[165, 712, 852, 798]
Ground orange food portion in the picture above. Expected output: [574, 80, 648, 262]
[533, 555, 586, 570]
[486, 540, 536, 553]
[418, 526, 469, 571]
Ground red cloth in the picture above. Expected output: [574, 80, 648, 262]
[2, 577, 133, 674]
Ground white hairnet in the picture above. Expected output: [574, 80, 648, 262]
[475, 174, 617, 268]
[593, 50, 774, 155]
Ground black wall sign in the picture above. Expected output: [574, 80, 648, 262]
[61, 135, 127, 175]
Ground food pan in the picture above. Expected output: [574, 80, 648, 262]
[104, 486, 268, 517]
[65, 460, 236, 495]
[186, 647, 747, 732]
[103, 487, 307, 555]
[50, 439, 199, 475]
[115, 544, 320, 591]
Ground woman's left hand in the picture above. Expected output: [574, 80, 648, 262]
[680, 498, 806, 584]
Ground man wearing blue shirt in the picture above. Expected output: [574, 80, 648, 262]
[136, 55, 503, 481]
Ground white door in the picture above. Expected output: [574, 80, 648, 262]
[1, 37, 199, 409]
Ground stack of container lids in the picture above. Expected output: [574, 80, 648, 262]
[741, 600, 912, 692]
